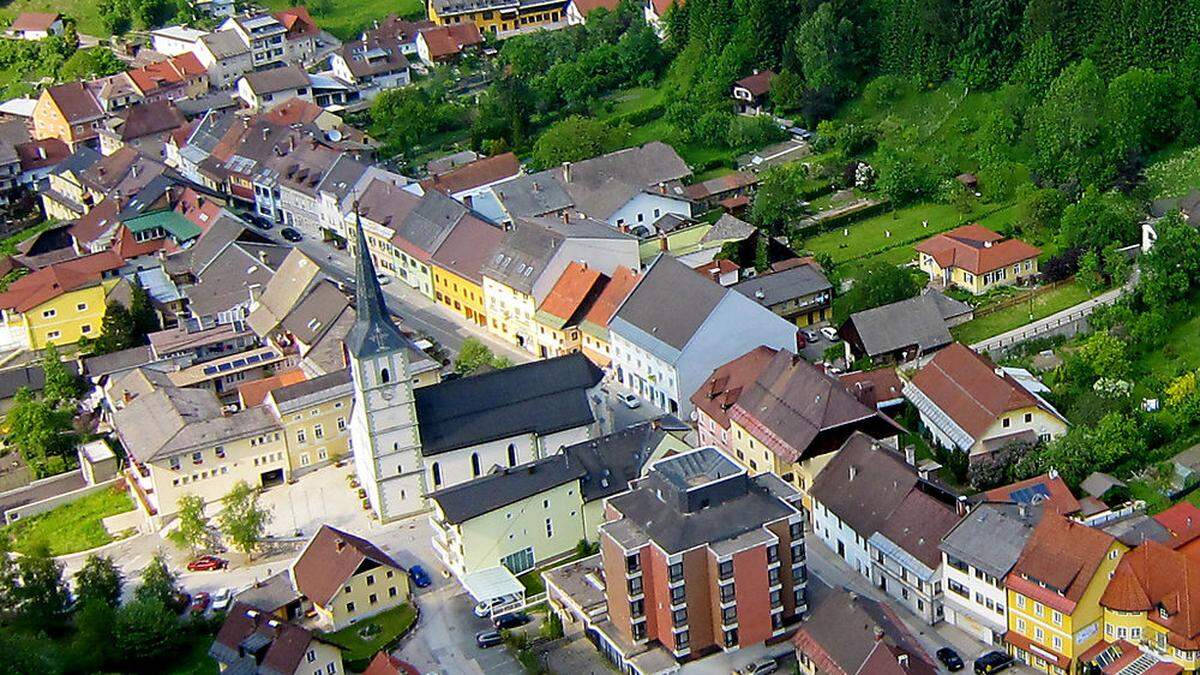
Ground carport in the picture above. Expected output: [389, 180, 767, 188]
[462, 566, 526, 617]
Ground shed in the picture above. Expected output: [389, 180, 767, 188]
[77, 440, 118, 484]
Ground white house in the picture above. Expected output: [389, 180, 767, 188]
[6, 13, 63, 40]
[191, 0, 235, 18]
[329, 36, 411, 99]
[150, 26, 210, 57]
[565, 0, 619, 24]
[195, 29, 254, 88]
[236, 64, 312, 111]
[608, 254, 798, 417]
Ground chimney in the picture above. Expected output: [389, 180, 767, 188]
[984, 240, 993, 248]
[848, 465, 857, 481]
[994, 366, 1005, 378]
[259, 251, 269, 263]
[36, 145, 45, 160]
[531, 181, 539, 193]
[131, 164, 140, 178]
[262, 127, 269, 142]
[562, 161, 572, 183]
[335, 538, 346, 552]
[898, 654, 909, 668]
[873, 626, 884, 641]
[904, 445, 915, 466]
[754, 288, 765, 299]
[560, 210, 570, 224]
[462, 195, 473, 209]
[288, 135, 295, 153]
[658, 233, 668, 251]
[956, 494, 969, 516]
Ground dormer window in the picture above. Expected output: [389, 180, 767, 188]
[1161, 606, 1170, 620]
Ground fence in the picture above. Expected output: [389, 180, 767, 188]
[971, 277, 1075, 319]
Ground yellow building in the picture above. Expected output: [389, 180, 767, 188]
[263, 370, 355, 473]
[532, 261, 606, 360]
[0, 251, 124, 350]
[292, 525, 411, 631]
[428, 0, 567, 37]
[915, 224, 1041, 295]
[429, 213, 504, 329]
[1089, 538, 1200, 673]
[1005, 514, 1127, 674]
[482, 275, 539, 352]
[427, 421, 688, 581]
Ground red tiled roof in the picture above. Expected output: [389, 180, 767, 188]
[538, 261, 605, 323]
[1156, 502, 1200, 543]
[915, 224, 1041, 275]
[292, 525, 404, 607]
[262, 97, 325, 126]
[214, 602, 316, 675]
[734, 70, 776, 97]
[839, 367, 905, 408]
[0, 251, 123, 313]
[650, 0, 680, 17]
[419, 24, 483, 60]
[692, 257, 739, 283]
[983, 473, 1081, 516]
[421, 152, 520, 196]
[1007, 513, 1116, 613]
[275, 6, 319, 37]
[112, 224, 177, 260]
[238, 370, 307, 408]
[44, 81, 103, 124]
[682, 171, 759, 201]
[363, 652, 421, 675]
[691, 346, 777, 430]
[580, 266, 638, 330]
[1102, 540, 1200, 650]
[174, 188, 223, 232]
[10, 12, 60, 32]
[909, 342, 1054, 442]
[1004, 630, 1071, 670]
[127, 53, 206, 96]
[570, 0, 621, 16]
[16, 137, 69, 172]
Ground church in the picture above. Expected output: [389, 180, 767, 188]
[346, 216, 605, 522]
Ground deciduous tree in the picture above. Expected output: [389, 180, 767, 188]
[75, 555, 123, 609]
[218, 481, 272, 557]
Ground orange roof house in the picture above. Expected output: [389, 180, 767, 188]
[902, 342, 1068, 458]
[576, 265, 639, 366]
[237, 370, 307, 408]
[0, 251, 123, 314]
[916, 224, 1041, 294]
[983, 472, 1081, 516]
[416, 24, 483, 63]
[420, 152, 520, 197]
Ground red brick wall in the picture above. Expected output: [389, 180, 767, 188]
[732, 544, 773, 646]
[600, 531, 633, 643]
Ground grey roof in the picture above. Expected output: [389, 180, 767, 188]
[494, 142, 690, 221]
[83, 345, 156, 378]
[241, 64, 310, 95]
[845, 293, 955, 358]
[796, 580, 935, 675]
[1100, 513, 1173, 547]
[114, 386, 280, 462]
[924, 289, 973, 321]
[200, 29, 250, 59]
[188, 241, 289, 319]
[602, 464, 796, 555]
[1080, 471, 1125, 499]
[567, 417, 687, 503]
[0, 364, 43, 399]
[430, 455, 586, 524]
[479, 215, 631, 293]
[612, 254, 726, 351]
[54, 146, 101, 177]
[279, 282, 349, 345]
[314, 154, 370, 202]
[346, 213, 410, 359]
[808, 432, 923, 538]
[269, 368, 352, 412]
[940, 502, 1042, 580]
[731, 263, 831, 307]
[414, 353, 602, 457]
[700, 213, 756, 243]
[232, 569, 299, 613]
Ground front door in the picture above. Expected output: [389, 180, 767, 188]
[259, 468, 284, 487]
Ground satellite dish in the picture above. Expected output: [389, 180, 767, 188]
[325, 128, 343, 142]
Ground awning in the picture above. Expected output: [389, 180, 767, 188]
[462, 566, 525, 604]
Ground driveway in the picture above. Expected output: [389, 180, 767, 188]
[396, 584, 524, 675]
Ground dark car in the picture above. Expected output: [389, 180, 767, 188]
[493, 612, 530, 630]
[408, 565, 432, 588]
[244, 212, 273, 229]
[937, 647, 964, 672]
[475, 630, 503, 648]
[281, 227, 302, 242]
[974, 651, 1014, 674]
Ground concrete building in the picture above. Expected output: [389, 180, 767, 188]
[609, 254, 799, 417]
[597, 447, 807, 667]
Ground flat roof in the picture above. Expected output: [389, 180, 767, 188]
[462, 566, 524, 603]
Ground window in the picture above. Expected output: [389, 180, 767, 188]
[717, 560, 733, 580]
[545, 517, 553, 538]
[346, 601, 355, 613]
[431, 462, 442, 488]
[669, 562, 684, 582]
[770, 589, 782, 607]
[767, 544, 779, 563]
[369, 593, 378, 605]
[380, 367, 390, 383]
[47, 330, 60, 339]
[297, 429, 307, 444]
[1052, 610, 1062, 626]
[192, 451, 203, 465]
[326, 664, 335, 675]
[720, 583, 736, 603]
[672, 608, 687, 626]
[307, 650, 316, 662]
[630, 599, 644, 617]
[314, 424, 323, 439]
[1002, 417, 1011, 428]
[81, 324, 91, 334]
[389, 586, 397, 597]
[721, 605, 737, 624]
[632, 622, 646, 641]
[769, 567, 780, 586]
[628, 576, 643, 595]
[76, 302, 87, 311]
[675, 630, 689, 650]
[42, 309, 56, 318]
[337, 417, 346, 431]
[626, 554, 640, 574]
[670, 585, 685, 603]
[507, 443, 517, 467]
[471, 453, 481, 477]
[366, 574, 375, 586]
[1024, 412, 1033, 423]
[1035, 627, 1044, 641]
[724, 628, 738, 648]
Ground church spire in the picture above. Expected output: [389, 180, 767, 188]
[345, 208, 409, 358]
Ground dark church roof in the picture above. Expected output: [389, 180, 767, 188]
[345, 212, 412, 360]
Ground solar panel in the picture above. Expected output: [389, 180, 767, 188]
[203, 366, 218, 375]
[217, 362, 233, 372]
[246, 354, 261, 364]
[231, 359, 247, 369]
[1009, 484, 1051, 505]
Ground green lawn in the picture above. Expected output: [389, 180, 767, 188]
[1138, 296, 1200, 381]
[1145, 145, 1200, 200]
[0, 0, 107, 38]
[950, 282, 1093, 345]
[799, 201, 1015, 274]
[260, 0, 424, 40]
[2, 486, 134, 556]
[321, 604, 417, 663]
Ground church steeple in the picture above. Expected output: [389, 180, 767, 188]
[345, 209, 409, 359]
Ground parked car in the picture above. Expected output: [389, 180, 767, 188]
[476, 630, 503, 648]
[245, 212, 273, 229]
[493, 612, 530, 630]
[186, 555, 228, 572]
[474, 600, 494, 618]
[737, 657, 779, 675]
[801, 328, 821, 343]
[409, 565, 432, 588]
[211, 588, 233, 612]
[974, 651, 1014, 674]
[937, 647, 964, 672]
[819, 326, 840, 342]
[169, 591, 192, 614]
[619, 392, 641, 409]
[190, 592, 211, 615]
[377, 273, 391, 285]
[281, 227, 303, 242]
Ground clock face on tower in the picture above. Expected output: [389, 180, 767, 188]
[381, 389, 393, 400]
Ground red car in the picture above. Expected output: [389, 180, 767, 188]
[190, 592, 211, 615]
[186, 555, 229, 572]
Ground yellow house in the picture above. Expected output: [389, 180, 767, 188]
[904, 343, 1069, 460]
[427, 0, 567, 37]
[0, 251, 124, 350]
[532, 261, 606, 360]
[482, 275, 539, 351]
[1005, 514, 1127, 674]
[292, 525, 411, 631]
[262, 369, 355, 473]
[429, 211, 505, 329]
[211, 602, 346, 675]
[915, 224, 1041, 295]
[1090, 538, 1200, 673]
[427, 420, 688, 581]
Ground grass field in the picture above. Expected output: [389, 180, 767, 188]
[1145, 146, 1200, 200]
[260, 0, 424, 40]
[0, 0, 106, 38]
[321, 604, 417, 663]
[950, 282, 1093, 345]
[1138, 297, 1200, 381]
[3, 485, 134, 556]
